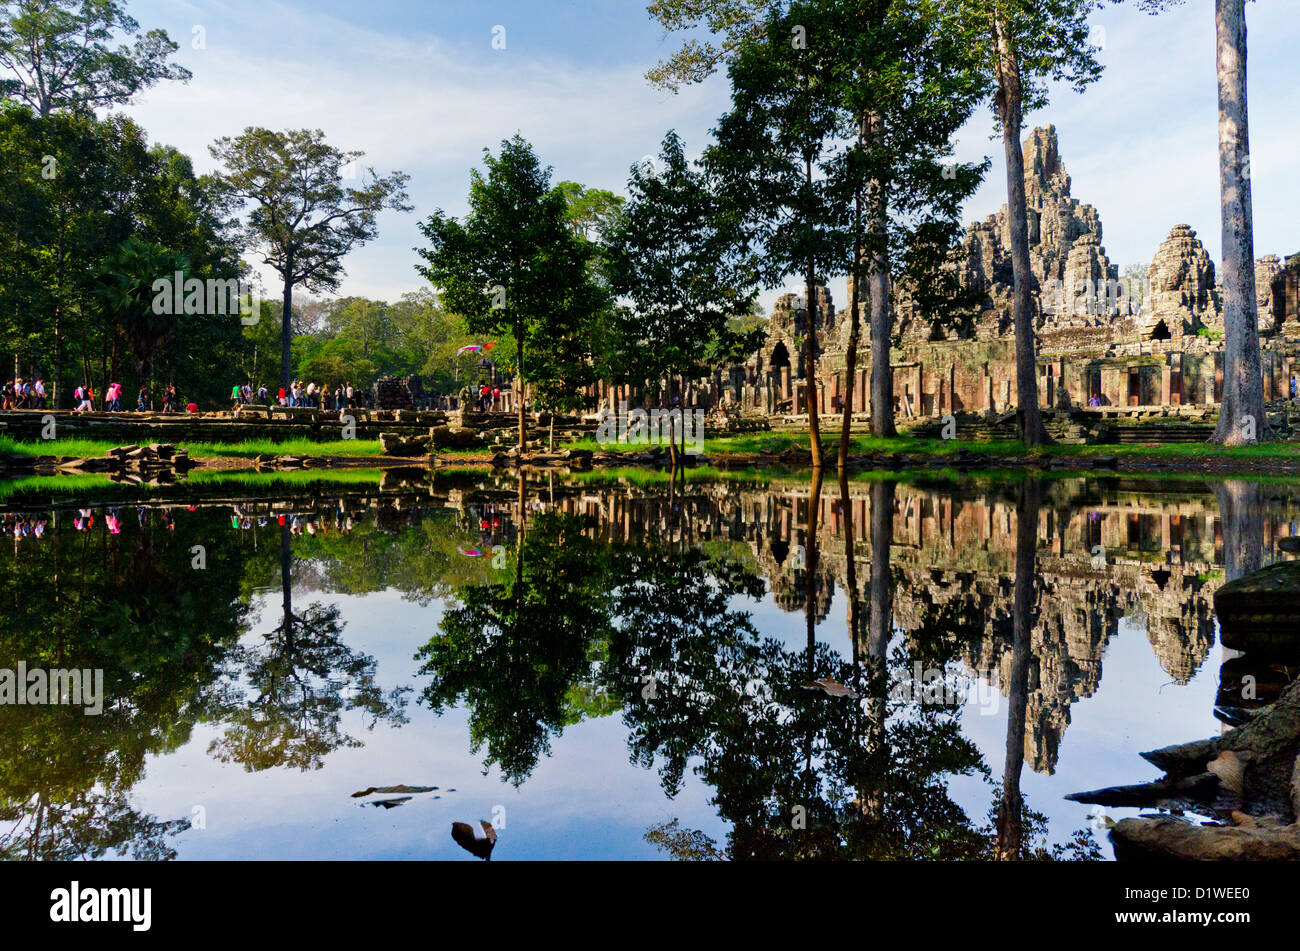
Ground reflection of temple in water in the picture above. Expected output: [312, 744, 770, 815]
[535, 478, 1298, 777]
[8, 475, 1296, 779]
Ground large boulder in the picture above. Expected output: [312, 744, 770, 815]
[1215, 560, 1300, 653]
[1111, 815, 1300, 861]
[429, 425, 482, 450]
[379, 432, 431, 457]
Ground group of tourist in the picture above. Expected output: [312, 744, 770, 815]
[1, 377, 47, 409]
[228, 509, 356, 536]
[475, 382, 502, 412]
[4, 506, 160, 541]
[71, 383, 192, 414]
[241, 381, 367, 411]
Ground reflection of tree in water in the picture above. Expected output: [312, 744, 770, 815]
[416, 510, 615, 786]
[0, 508, 247, 859]
[207, 527, 409, 772]
[0, 793, 189, 861]
[409, 477, 1107, 858]
[618, 544, 988, 860]
[634, 474, 1098, 861]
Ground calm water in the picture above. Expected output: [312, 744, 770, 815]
[1, 469, 1295, 860]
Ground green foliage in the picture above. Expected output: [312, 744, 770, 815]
[942, 0, 1103, 124]
[602, 130, 761, 394]
[555, 180, 625, 242]
[0, 103, 245, 406]
[210, 126, 411, 389]
[0, 0, 191, 116]
[415, 136, 608, 430]
[415, 511, 617, 784]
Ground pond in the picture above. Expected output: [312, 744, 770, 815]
[0, 469, 1295, 860]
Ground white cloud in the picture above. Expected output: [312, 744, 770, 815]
[120, 0, 1298, 314]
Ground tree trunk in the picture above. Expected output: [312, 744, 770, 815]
[840, 470, 860, 658]
[1215, 479, 1264, 584]
[994, 17, 1051, 447]
[996, 479, 1041, 859]
[280, 270, 294, 394]
[517, 322, 527, 453]
[1212, 0, 1264, 445]
[804, 154, 824, 469]
[840, 233, 863, 469]
[840, 116, 868, 469]
[862, 478, 894, 822]
[805, 466, 824, 671]
[867, 115, 895, 439]
[867, 479, 893, 664]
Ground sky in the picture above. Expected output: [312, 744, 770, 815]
[119, 0, 1300, 315]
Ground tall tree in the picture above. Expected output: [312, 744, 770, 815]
[949, 0, 1101, 445]
[416, 135, 604, 453]
[708, 8, 847, 468]
[648, 0, 981, 462]
[1132, 0, 1262, 443]
[603, 131, 760, 464]
[814, 0, 985, 457]
[94, 235, 185, 386]
[0, 0, 190, 116]
[1210, 0, 1262, 444]
[210, 127, 410, 393]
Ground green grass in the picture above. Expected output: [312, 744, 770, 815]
[0, 434, 390, 459]
[0, 472, 113, 501]
[563, 465, 777, 487]
[7, 426, 1300, 469]
[182, 467, 387, 488]
[570, 430, 1300, 463]
[187, 438, 386, 458]
[0, 433, 506, 460]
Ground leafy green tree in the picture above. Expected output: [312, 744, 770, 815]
[822, 1, 985, 452]
[210, 127, 411, 393]
[0, 0, 191, 116]
[415, 135, 605, 451]
[95, 236, 186, 386]
[0, 506, 249, 859]
[708, 9, 848, 467]
[602, 131, 760, 463]
[0, 104, 241, 405]
[208, 528, 409, 772]
[555, 180, 625, 241]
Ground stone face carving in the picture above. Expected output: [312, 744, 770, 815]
[1143, 225, 1223, 338]
[1254, 254, 1294, 332]
[903, 125, 1119, 343]
[1276, 255, 1300, 334]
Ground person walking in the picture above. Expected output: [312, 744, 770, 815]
[137, 385, 149, 412]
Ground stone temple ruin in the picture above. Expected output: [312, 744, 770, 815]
[614, 125, 1300, 425]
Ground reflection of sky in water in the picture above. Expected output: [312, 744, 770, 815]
[122, 561, 1224, 861]
[132, 588, 727, 860]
